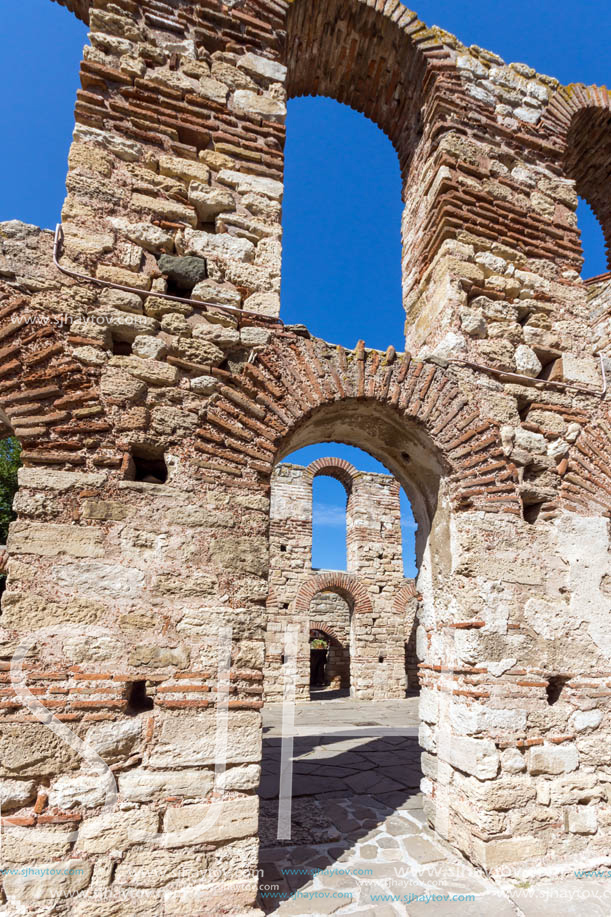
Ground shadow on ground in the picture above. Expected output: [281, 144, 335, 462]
[256, 729, 423, 911]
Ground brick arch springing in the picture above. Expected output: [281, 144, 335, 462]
[294, 571, 372, 615]
[558, 419, 611, 518]
[392, 580, 420, 615]
[0, 289, 107, 470]
[197, 333, 522, 517]
[309, 620, 342, 643]
[544, 85, 611, 271]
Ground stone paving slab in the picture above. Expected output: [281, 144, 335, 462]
[505, 879, 611, 916]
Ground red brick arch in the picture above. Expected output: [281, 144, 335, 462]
[198, 333, 522, 517]
[307, 457, 357, 491]
[295, 572, 373, 615]
[558, 419, 611, 517]
[392, 580, 420, 615]
[286, 0, 458, 177]
[310, 621, 342, 643]
[544, 84, 611, 270]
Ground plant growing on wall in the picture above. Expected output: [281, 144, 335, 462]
[0, 436, 21, 548]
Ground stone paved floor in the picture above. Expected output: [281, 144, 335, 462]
[256, 698, 611, 916]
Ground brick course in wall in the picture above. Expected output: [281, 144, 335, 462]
[0, 0, 609, 909]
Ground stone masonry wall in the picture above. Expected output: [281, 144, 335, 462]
[0, 0, 609, 909]
[266, 458, 417, 702]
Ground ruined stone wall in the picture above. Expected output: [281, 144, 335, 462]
[0, 0, 609, 909]
[266, 459, 416, 701]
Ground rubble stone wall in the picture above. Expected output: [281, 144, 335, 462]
[266, 458, 416, 701]
[0, 0, 609, 909]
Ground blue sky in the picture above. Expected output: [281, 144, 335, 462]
[1, 0, 608, 575]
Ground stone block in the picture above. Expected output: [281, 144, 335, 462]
[230, 90, 286, 121]
[217, 764, 261, 791]
[84, 719, 142, 763]
[500, 747, 526, 774]
[181, 227, 255, 263]
[158, 154, 210, 185]
[8, 522, 104, 558]
[119, 769, 214, 802]
[158, 254, 208, 291]
[564, 805, 598, 834]
[109, 355, 179, 386]
[75, 809, 159, 854]
[472, 835, 545, 868]
[438, 733, 500, 780]
[3, 859, 92, 904]
[109, 218, 174, 254]
[191, 279, 241, 307]
[100, 367, 147, 403]
[0, 592, 105, 629]
[48, 774, 112, 810]
[237, 52, 286, 82]
[0, 778, 36, 811]
[131, 193, 197, 228]
[163, 795, 258, 844]
[17, 468, 106, 491]
[218, 169, 283, 201]
[188, 184, 235, 221]
[570, 709, 602, 733]
[514, 343, 542, 377]
[129, 645, 189, 668]
[54, 562, 146, 600]
[549, 773, 603, 805]
[0, 725, 79, 777]
[528, 743, 579, 776]
[82, 500, 129, 521]
[149, 711, 261, 767]
[555, 354, 602, 388]
[198, 76, 229, 104]
[209, 534, 268, 576]
[73, 124, 143, 162]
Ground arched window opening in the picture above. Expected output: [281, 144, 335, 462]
[312, 474, 347, 571]
[577, 196, 609, 279]
[280, 442, 418, 579]
[1, 6, 87, 228]
[281, 98, 403, 350]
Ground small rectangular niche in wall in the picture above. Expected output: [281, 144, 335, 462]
[128, 446, 168, 485]
[111, 336, 132, 356]
[126, 680, 154, 713]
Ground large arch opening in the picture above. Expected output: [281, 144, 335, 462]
[1, 4, 87, 228]
[564, 105, 611, 277]
[576, 197, 609, 279]
[281, 97, 403, 350]
[280, 0, 444, 350]
[266, 437, 423, 705]
[0, 432, 21, 604]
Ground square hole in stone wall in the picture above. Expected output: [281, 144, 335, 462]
[112, 336, 132, 356]
[129, 446, 168, 485]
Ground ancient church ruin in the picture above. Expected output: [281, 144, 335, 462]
[266, 457, 419, 701]
[0, 0, 610, 912]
